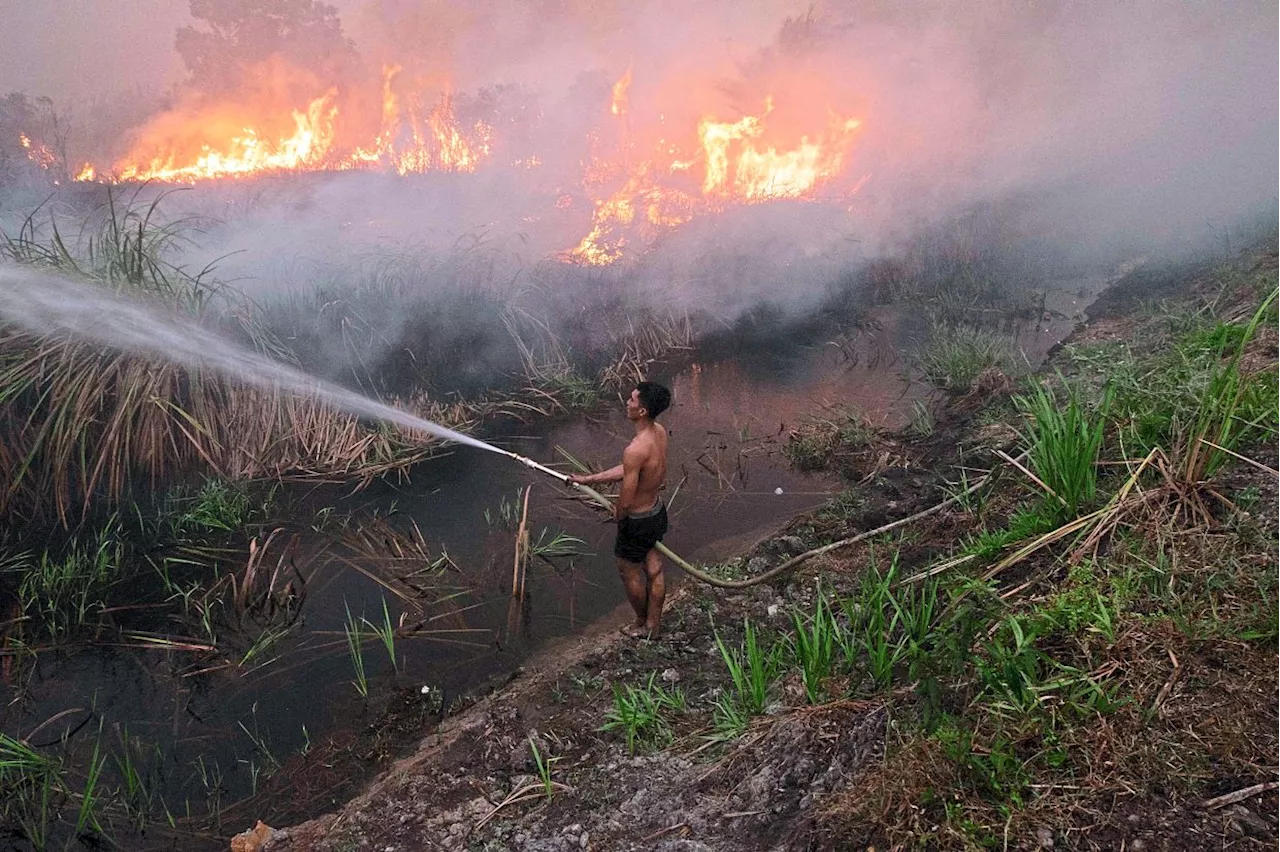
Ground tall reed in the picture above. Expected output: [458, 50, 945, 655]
[0, 197, 453, 523]
[1179, 288, 1278, 482]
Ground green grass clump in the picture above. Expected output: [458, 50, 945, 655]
[0, 731, 112, 851]
[791, 591, 840, 704]
[1014, 379, 1112, 520]
[528, 736, 559, 800]
[933, 719, 1032, 806]
[537, 368, 600, 411]
[714, 619, 781, 718]
[842, 557, 912, 692]
[1176, 291, 1278, 481]
[919, 324, 1015, 393]
[158, 477, 256, 539]
[600, 672, 686, 753]
[7, 520, 124, 639]
[529, 528, 589, 559]
[1107, 288, 1278, 483]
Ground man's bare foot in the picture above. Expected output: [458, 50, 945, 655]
[619, 623, 653, 639]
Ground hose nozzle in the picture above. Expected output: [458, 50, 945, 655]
[500, 449, 571, 483]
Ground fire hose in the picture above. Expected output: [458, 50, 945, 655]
[497, 448, 1009, 590]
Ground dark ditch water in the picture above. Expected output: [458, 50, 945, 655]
[0, 277, 1106, 848]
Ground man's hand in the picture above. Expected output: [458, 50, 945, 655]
[567, 473, 589, 486]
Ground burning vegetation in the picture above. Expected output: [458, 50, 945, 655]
[63, 65, 865, 264]
[108, 63, 495, 183]
[0, 3, 1275, 850]
[7, 3, 869, 266]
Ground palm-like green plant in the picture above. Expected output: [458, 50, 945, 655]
[1015, 379, 1112, 520]
[714, 619, 780, 716]
[791, 591, 839, 704]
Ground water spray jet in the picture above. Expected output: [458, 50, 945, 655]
[0, 264, 1000, 593]
[0, 264, 727, 581]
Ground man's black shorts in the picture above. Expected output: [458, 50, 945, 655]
[614, 502, 668, 563]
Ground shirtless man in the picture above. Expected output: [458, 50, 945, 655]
[568, 381, 672, 639]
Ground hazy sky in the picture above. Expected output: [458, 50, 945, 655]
[0, 0, 371, 102]
[0, 0, 794, 103]
[0, 1, 187, 100]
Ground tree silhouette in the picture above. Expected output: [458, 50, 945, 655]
[175, 0, 358, 94]
[0, 93, 69, 183]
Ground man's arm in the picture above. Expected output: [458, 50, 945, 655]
[614, 443, 646, 521]
[568, 463, 624, 486]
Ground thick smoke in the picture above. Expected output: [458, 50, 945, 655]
[2, 1, 1275, 385]
[173, 2, 1275, 265]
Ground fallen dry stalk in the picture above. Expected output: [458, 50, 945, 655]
[1149, 648, 1181, 715]
[982, 447, 1163, 582]
[473, 781, 571, 831]
[640, 822, 690, 842]
[1202, 781, 1280, 810]
[661, 451, 1026, 589]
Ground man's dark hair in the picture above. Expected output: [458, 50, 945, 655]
[635, 381, 672, 419]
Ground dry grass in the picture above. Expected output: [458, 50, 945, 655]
[784, 405, 885, 477]
[809, 247, 1278, 851]
[0, 328, 484, 523]
[0, 194, 491, 523]
[598, 309, 694, 389]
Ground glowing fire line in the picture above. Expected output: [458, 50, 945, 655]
[100, 65, 493, 183]
[51, 67, 865, 266]
[566, 94, 864, 265]
[117, 90, 341, 183]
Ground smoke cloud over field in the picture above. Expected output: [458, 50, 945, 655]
[3, 1, 1275, 322]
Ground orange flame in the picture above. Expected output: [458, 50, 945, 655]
[346, 65, 492, 175]
[414, 93, 491, 174]
[566, 84, 864, 265]
[348, 63, 403, 166]
[72, 63, 865, 264]
[699, 100, 861, 200]
[19, 133, 59, 171]
[103, 62, 493, 183]
[116, 90, 340, 182]
[611, 68, 632, 118]
[568, 164, 700, 265]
